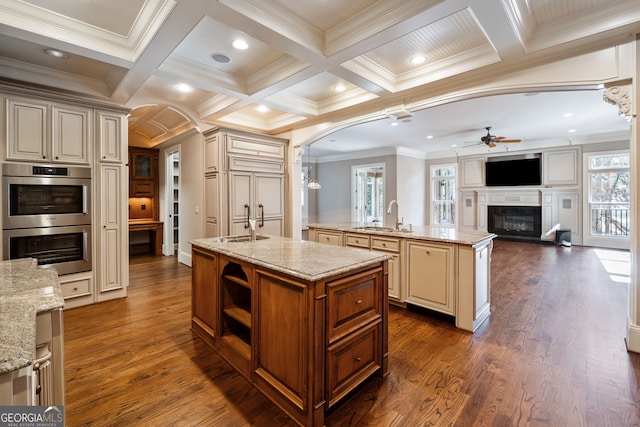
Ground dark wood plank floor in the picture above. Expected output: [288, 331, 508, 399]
[63, 241, 640, 426]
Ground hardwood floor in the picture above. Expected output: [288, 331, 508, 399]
[63, 241, 640, 426]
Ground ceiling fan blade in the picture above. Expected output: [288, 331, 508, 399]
[497, 139, 521, 143]
[488, 142, 497, 148]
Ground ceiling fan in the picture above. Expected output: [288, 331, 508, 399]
[478, 126, 521, 148]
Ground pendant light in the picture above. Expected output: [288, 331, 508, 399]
[305, 145, 321, 190]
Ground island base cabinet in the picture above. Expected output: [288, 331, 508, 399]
[405, 241, 455, 315]
[456, 241, 492, 332]
[254, 269, 323, 427]
[192, 245, 388, 427]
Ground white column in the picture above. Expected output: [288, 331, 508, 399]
[605, 36, 640, 353]
[630, 38, 640, 353]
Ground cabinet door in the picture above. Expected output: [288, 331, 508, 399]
[192, 248, 218, 343]
[97, 164, 127, 299]
[205, 133, 221, 173]
[130, 179, 154, 197]
[205, 174, 219, 237]
[405, 241, 455, 315]
[387, 255, 401, 300]
[229, 171, 253, 227]
[52, 104, 91, 164]
[97, 111, 125, 162]
[255, 173, 284, 234]
[6, 97, 48, 161]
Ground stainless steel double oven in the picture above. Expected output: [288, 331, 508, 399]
[2, 163, 92, 275]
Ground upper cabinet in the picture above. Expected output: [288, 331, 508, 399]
[543, 148, 580, 186]
[128, 147, 159, 199]
[6, 96, 91, 164]
[96, 111, 126, 163]
[459, 157, 485, 188]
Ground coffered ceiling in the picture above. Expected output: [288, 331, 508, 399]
[0, 0, 638, 155]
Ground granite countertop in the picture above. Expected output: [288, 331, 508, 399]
[0, 259, 65, 374]
[308, 223, 496, 246]
[191, 235, 390, 282]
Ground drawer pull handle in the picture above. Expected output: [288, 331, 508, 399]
[382, 243, 386, 246]
[73, 287, 78, 291]
[426, 250, 430, 255]
[356, 299, 362, 304]
[355, 357, 361, 362]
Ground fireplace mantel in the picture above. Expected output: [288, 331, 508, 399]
[459, 188, 581, 244]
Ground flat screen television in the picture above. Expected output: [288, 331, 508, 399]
[485, 154, 542, 187]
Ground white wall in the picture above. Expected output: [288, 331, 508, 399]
[157, 132, 204, 267]
[397, 155, 428, 227]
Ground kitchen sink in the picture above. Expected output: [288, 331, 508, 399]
[355, 226, 413, 233]
[355, 226, 396, 232]
[211, 235, 270, 243]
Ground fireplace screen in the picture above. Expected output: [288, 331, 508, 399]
[488, 206, 541, 239]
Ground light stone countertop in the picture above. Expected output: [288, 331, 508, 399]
[0, 259, 64, 374]
[308, 223, 496, 247]
[191, 235, 390, 282]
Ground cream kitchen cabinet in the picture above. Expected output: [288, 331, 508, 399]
[405, 240, 455, 315]
[344, 232, 403, 303]
[229, 171, 284, 236]
[203, 127, 288, 238]
[311, 229, 344, 246]
[6, 96, 91, 164]
[96, 110, 126, 163]
[96, 163, 128, 301]
[205, 173, 220, 238]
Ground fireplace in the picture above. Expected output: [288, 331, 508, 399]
[488, 205, 541, 241]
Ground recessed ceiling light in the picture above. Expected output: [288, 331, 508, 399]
[568, 129, 577, 133]
[390, 122, 399, 127]
[256, 104, 269, 112]
[410, 55, 426, 65]
[232, 39, 248, 50]
[44, 49, 68, 59]
[426, 135, 434, 139]
[563, 112, 574, 117]
[175, 83, 193, 93]
[334, 84, 346, 92]
[451, 144, 458, 147]
[210, 53, 231, 64]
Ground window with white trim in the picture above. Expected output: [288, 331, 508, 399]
[431, 164, 456, 226]
[587, 152, 630, 239]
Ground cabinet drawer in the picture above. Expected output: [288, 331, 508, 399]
[371, 237, 400, 253]
[344, 233, 369, 248]
[60, 278, 91, 299]
[326, 322, 381, 407]
[316, 230, 343, 246]
[327, 268, 381, 342]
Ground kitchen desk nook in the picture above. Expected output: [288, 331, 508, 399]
[309, 224, 496, 333]
[190, 235, 389, 427]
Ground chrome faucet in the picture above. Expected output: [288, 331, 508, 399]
[248, 219, 257, 241]
[386, 200, 403, 230]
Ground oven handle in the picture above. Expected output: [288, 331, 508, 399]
[83, 185, 88, 215]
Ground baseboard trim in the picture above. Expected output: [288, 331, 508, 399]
[626, 318, 640, 353]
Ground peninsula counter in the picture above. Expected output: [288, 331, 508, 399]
[309, 224, 496, 332]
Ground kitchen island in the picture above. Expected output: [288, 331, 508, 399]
[309, 224, 496, 332]
[0, 258, 65, 407]
[190, 235, 390, 427]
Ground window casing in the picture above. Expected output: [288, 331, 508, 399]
[431, 164, 456, 226]
[586, 152, 630, 239]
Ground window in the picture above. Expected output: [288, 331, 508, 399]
[431, 164, 456, 226]
[352, 164, 384, 224]
[586, 152, 630, 240]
